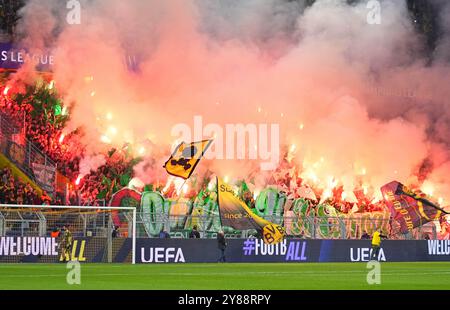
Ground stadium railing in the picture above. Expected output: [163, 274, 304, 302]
[133, 213, 438, 240]
[0, 111, 57, 193]
[0, 207, 438, 241]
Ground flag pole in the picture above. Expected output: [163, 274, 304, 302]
[216, 176, 224, 230]
[174, 178, 188, 203]
[403, 192, 450, 215]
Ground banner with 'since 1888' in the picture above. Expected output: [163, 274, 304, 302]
[217, 178, 285, 244]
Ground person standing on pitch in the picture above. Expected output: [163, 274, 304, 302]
[371, 228, 387, 261]
[217, 231, 227, 262]
[60, 226, 73, 262]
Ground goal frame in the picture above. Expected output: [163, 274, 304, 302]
[0, 204, 137, 264]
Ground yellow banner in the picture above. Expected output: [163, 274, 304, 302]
[217, 178, 285, 244]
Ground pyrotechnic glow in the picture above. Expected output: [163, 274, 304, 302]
[287, 143, 297, 162]
[90, 91, 96, 97]
[361, 168, 367, 175]
[299, 123, 304, 130]
[207, 180, 215, 191]
[171, 139, 181, 151]
[257, 107, 262, 113]
[128, 177, 144, 189]
[363, 184, 369, 195]
[290, 144, 296, 153]
[3, 86, 10, 96]
[173, 177, 187, 196]
[313, 177, 319, 185]
[321, 188, 333, 201]
[224, 176, 229, 183]
[59, 133, 65, 144]
[48, 80, 55, 90]
[106, 112, 113, 120]
[162, 176, 174, 194]
[100, 135, 112, 144]
[138, 146, 145, 155]
[307, 171, 319, 184]
[327, 176, 338, 189]
[108, 126, 118, 136]
[75, 174, 83, 186]
[421, 182, 434, 197]
[253, 190, 260, 200]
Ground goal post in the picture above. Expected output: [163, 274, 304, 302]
[0, 204, 137, 264]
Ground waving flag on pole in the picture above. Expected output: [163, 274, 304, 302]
[381, 180, 447, 234]
[217, 178, 285, 244]
[164, 139, 213, 179]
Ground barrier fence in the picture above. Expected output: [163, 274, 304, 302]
[0, 205, 447, 264]
[0, 111, 56, 193]
[133, 214, 437, 240]
[0, 237, 449, 263]
[0, 209, 438, 240]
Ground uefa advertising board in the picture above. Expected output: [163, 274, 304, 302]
[1, 236, 449, 263]
[135, 239, 450, 263]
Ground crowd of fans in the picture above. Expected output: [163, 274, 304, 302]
[262, 161, 387, 215]
[0, 84, 403, 215]
[0, 83, 135, 206]
[0, 167, 47, 205]
[0, 82, 417, 217]
[1, 84, 83, 179]
[0, 82, 448, 241]
[78, 153, 134, 206]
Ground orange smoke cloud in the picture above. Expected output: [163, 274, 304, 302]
[12, 0, 450, 204]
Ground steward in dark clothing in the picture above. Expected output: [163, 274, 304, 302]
[217, 231, 227, 262]
[189, 225, 201, 238]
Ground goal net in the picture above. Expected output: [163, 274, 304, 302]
[0, 204, 136, 264]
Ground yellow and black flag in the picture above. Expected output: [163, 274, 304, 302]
[217, 178, 285, 244]
[164, 139, 213, 179]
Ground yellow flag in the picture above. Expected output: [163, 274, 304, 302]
[164, 140, 213, 179]
[217, 178, 285, 244]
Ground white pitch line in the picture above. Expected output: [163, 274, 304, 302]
[1, 271, 450, 278]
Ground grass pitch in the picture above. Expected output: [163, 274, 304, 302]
[0, 262, 449, 290]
